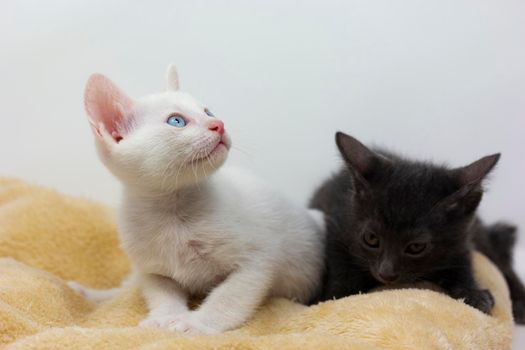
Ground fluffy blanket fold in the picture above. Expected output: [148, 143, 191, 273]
[0, 178, 513, 349]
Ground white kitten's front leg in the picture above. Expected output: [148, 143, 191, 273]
[170, 261, 273, 335]
[138, 273, 189, 329]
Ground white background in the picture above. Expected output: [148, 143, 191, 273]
[1, 0, 524, 347]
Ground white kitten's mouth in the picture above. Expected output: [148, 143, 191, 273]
[189, 136, 230, 165]
[211, 138, 229, 154]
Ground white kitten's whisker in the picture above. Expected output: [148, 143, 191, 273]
[205, 151, 214, 168]
[175, 152, 189, 184]
[160, 149, 181, 188]
[189, 149, 201, 191]
[200, 147, 212, 184]
[174, 151, 194, 187]
[230, 145, 252, 157]
[195, 148, 207, 180]
[162, 149, 188, 189]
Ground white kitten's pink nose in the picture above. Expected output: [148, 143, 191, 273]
[208, 120, 224, 135]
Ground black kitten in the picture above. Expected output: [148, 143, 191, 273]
[311, 132, 524, 319]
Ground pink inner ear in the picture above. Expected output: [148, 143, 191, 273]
[84, 74, 134, 142]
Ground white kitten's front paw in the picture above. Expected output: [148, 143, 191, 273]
[139, 314, 179, 329]
[139, 312, 221, 335]
[168, 313, 221, 336]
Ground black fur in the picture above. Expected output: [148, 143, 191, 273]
[472, 221, 525, 323]
[310, 132, 524, 318]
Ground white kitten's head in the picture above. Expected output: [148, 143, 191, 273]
[84, 64, 231, 192]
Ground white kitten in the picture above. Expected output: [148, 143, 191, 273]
[69, 65, 325, 335]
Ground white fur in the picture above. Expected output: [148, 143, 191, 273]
[70, 65, 325, 335]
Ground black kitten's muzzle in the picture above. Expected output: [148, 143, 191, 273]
[377, 271, 399, 284]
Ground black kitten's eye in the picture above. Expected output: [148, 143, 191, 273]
[405, 242, 427, 255]
[363, 231, 380, 248]
[204, 108, 215, 117]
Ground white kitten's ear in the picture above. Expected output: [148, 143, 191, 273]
[84, 74, 135, 143]
[166, 64, 180, 91]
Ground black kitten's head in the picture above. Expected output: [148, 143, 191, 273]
[334, 132, 500, 285]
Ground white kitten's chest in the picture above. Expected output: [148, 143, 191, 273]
[116, 168, 324, 301]
[120, 215, 239, 294]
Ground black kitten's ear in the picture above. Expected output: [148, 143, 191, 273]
[457, 153, 500, 186]
[335, 132, 379, 180]
[438, 153, 501, 218]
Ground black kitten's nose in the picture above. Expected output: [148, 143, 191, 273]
[378, 272, 399, 283]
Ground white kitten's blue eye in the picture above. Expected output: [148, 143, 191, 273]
[204, 108, 215, 117]
[167, 115, 186, 127]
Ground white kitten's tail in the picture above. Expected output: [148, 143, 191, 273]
[67, 273, 137, 304]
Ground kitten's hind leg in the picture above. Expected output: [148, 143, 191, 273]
[474, 222, 516, 268]
[504, 269, 525, 324]
[474, 222, 525, 323]
[486, 223, 525, 323]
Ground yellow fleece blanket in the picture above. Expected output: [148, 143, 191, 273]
[0, 177, 513, 349]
